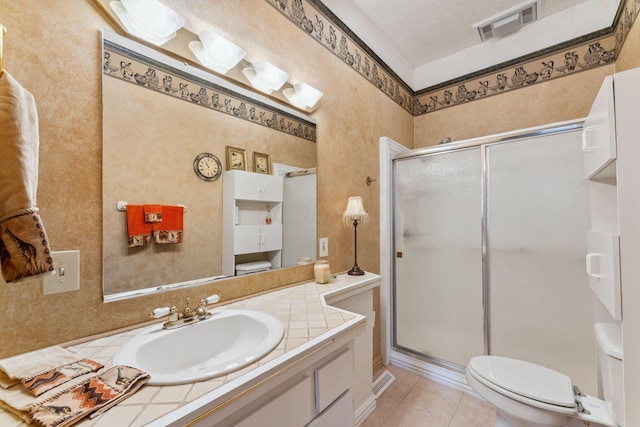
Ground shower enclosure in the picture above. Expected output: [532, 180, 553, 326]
[391, 123, 598, 393]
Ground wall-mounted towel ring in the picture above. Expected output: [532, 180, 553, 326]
[116, 201, 187, 212]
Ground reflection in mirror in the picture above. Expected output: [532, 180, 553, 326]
[102, 30, 317, 301]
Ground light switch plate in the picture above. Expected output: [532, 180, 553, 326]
[43, 250, 80, 295]
[319, 237, 328, 257]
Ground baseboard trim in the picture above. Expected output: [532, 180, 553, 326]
[355, 393, 376, 426]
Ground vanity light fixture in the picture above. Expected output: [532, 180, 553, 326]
[243, 60, 289, 94]
[343, 196, 368, 276]
[283, 82, 323, 109]
[111, 0, 185, 46]
[189, 31, 246, 74]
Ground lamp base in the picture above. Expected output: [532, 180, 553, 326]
[348, 265, 365, 276]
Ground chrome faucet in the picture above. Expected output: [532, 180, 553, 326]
[151, 294, 220, 330]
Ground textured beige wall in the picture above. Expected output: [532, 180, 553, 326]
[0, 0, 412, 358]
[414, 64, 615, 148]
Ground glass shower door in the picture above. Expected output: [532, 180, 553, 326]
[393, 147, 484, 367]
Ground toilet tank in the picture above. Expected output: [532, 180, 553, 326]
[594, 322, 624, 426]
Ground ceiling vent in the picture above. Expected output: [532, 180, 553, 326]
[473, 1, 539, 42]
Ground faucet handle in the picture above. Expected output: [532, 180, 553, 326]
[205, 294, 220, 304]
[151, 307, 171, 318]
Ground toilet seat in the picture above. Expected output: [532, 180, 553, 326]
[468, 356, 577, 415]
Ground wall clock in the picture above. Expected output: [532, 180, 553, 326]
[193, 152, 222, 182]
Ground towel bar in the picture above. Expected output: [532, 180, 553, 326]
[117, 201, 187, 212]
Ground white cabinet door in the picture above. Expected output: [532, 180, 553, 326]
[315, 349, 353, 413]
[234, 225, 282, 254]
[586, 230, 622, 320]
[234, 225, 262, 255]
[233, 171, 266, 200]
[583, 75, 616, 179]
[234, 376, 314, 427]
[307, 390, 353, 427]
[233, 171, 283, 202]
[260, 224, 283, 252]
[260, 174, 284, 202]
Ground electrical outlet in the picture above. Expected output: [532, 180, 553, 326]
[319, 237, 328, 257]
[43, 250, 80, 295]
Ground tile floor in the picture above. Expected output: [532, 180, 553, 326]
[363, 365, 497, 427]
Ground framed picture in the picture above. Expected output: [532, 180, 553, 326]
[225, 146, 247, 171]
[253, 152, 271, 174]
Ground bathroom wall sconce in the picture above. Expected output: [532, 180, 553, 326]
[343, 196, 369, 276]
[283, 82, 323, 109]
[189, 31, 246, 75]
[243, 60, 290, 94]
[110, 0, 185, 46]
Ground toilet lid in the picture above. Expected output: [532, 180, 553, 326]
[469, 356, 576, 408]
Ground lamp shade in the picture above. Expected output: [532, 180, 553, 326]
[243, 60, 289, 94]
[283, 82, 323, 109]
[197, 31, 246, 74]
[343, 196, 368, 227]
[120, 0, 185, 39]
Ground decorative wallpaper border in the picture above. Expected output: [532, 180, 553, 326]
[102, 39, 317, 142]
[266, 0, 639, 116]
[265, 0, 414, 114]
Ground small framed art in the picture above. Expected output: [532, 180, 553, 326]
[225, 146, 247, 171]
[253, 152, 271, 174]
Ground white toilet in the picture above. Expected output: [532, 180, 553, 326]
[466, 323, 623, 427]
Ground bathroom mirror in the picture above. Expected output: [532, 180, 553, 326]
[102, 31, 317, 301]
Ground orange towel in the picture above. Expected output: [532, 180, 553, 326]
[126, 205, 152, 247]
[153, 205, 183, 244]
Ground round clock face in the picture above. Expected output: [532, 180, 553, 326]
[194, 152, 222, 182]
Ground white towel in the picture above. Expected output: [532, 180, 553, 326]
[0, 71, 54, 282]
[0, 345, 80, 386]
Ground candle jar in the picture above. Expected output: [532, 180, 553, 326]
[314, 260, 330, 284]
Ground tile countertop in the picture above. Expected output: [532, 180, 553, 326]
[0, 272, 380, 427]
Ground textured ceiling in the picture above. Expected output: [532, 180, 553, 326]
[350, 0, 590, 67]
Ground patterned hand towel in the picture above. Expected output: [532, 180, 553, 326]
[0, 71, 55, 282]
[126, 205, 152, 247]
[22, 359, 103, 396]
[153, 205, 184, 244]
[29, 365, 149, 427]
[0, 346, 82, 389]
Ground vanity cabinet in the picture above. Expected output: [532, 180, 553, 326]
[222, 170, 284, 276]
[184, 342, 357, 427]
[233, 349, 354, 427]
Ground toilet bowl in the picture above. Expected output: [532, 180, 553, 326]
[465, 323, 623, 427]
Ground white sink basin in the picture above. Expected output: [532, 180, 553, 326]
[113, 309, 284, 385]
